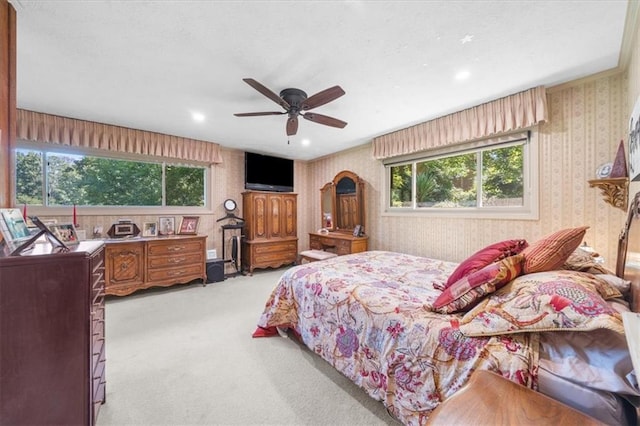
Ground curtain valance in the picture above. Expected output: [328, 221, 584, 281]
[372, 86, 547, 160]
[16, 109, 223, 164]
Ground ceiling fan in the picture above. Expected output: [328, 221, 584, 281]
[234, 78, 347, 136]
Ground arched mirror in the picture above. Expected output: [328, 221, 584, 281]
[319, 170, 365, 233]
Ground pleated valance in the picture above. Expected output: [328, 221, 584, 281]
[16, 109, 223, 164]
[372, 86, 547, 160]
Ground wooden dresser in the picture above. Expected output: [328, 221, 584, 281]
[242, 191, 298, 274]
[309, 231, 368, 255]
[0, 241, 106, 425]
[105, 235, 206, 296]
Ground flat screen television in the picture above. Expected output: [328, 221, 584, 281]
[244, 152, 294, 192]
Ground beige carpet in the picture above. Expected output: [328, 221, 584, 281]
[97, 268, 399, 426]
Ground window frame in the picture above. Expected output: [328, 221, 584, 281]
[382, 130, 539, 220]
[13, 140, 212, 216]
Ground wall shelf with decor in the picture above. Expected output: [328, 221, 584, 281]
[588, 177, 629, 211]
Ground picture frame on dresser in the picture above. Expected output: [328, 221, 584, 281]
[49, 223, 79, 246]
[178, 216, 200, 235]
[142, 221, 158, 237]
[159, 216, 175, 235]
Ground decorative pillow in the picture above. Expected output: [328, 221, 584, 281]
[458, 270, 624, 337]
[444, 239, 528, 288]
[563, 247, 613, 275]
[520, 226, 589, 274]
[594, 274, 631, 298]
[433, 254, 523, 314]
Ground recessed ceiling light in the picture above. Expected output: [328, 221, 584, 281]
[301, 139, 311, 146]
[455, 70, 471, 80]
[191, 112, 205, 122]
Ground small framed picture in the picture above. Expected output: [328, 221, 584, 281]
[49, 223, 79, 245]
[159, 217, 175, 235]
[178, 216, 200, 235]
[142, 222, 158, 237]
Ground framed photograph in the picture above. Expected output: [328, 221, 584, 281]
[629, 95, 640, 181]
[159, 216, 175, 235]
[178, 216, 200, 235]
[49, 223, 79, 246]
[142, 221, 158, 237]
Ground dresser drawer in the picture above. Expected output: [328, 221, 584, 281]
[92, 338, 105, 372]
[147, 263, 203, 282]
[147, 239, 204, 256]
[147, 252, 203, 269]
[253, 250, 297, 264]
[92, 358, 106, 401]
[253, 241, 297, 255]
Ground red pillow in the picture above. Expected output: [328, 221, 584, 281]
[433, 254, 523, 314]
[445, 239, 528, 288]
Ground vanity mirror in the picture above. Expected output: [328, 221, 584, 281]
[319, 170, 365, 233]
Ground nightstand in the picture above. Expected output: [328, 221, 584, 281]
[426, 370, 603, 425]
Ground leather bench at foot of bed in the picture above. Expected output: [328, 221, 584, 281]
[426, 370, 603, 425]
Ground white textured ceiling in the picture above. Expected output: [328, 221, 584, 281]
[10, 0, 631, 161]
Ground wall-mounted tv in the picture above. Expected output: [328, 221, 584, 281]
[244, 152, 294, 193]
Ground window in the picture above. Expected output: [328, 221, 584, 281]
[386, 132, 536, 219]
[15, 147, 206, 208]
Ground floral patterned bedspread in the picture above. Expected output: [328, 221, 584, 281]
[257, 251, 539, 425]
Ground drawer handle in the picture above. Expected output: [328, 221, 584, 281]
[167, 270, 185, 276]
[169, 257, 186, 263]
[167, 246, 186, 251]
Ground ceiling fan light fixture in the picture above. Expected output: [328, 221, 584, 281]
[235, 78, 347, 137]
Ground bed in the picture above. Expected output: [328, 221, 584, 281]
[255, 193, 640, 426]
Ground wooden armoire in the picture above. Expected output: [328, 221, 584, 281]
[242, 191, 297, 274]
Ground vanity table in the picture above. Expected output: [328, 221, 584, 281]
[312, 170, 368, 256]
[309, 231, 367, 255]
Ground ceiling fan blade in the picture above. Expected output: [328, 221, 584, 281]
[302, 112, 347, 129]
[286, 116, 298, 136]
[242, 78, 290, 110]
[234, 111, 286, 117]
[300, 86, 345, 111]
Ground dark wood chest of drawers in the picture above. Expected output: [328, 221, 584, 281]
[0, 241, 106, 425]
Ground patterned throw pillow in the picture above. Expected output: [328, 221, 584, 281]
[433, 255, 523, 314]
[563, 247, 613, 275]
[444, 239, 528, 288]
[520, 226, 589, 274]
[458, 270, 624, 337]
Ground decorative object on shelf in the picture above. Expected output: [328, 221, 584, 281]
[630, 95, 640, 181]
[106, 221, 140, 238]
[158, 216, 175, 235]
[588, 177, 629, 211]
[49, 223, 79, 246]
[589, 141, 629, 211]
[596, 162, 613, 179]
[178, 216, 200, 235]
[610, 140, 628, 178]
[142, 222, 158, 237]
